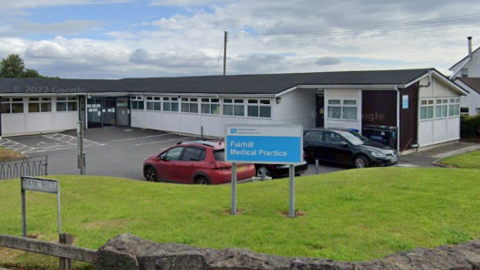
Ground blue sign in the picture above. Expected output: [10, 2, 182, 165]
[225, 125, 303, 164]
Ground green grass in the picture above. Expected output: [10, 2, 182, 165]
[440, 150, 480, 168]
[1, 168, 480, 269]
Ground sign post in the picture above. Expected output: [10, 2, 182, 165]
[21, 177, 61, 237]
[225, 125, 303, 217]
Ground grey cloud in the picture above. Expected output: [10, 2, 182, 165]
[130, 48, 213, 69]
[315, 57, 341, 66]
[0, 20, 101, 37]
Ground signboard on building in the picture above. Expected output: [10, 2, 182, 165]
[225, 125, 303, 164]
[402, 95, 409, 109]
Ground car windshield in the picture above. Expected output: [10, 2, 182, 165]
[338, 131, 365, 145]
[347, 131, 370, 143]
[213, 150, 225, 161]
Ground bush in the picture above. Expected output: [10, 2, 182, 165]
[461, 115, 480, 138]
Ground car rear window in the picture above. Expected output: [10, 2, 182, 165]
[213, 150, 225, 161]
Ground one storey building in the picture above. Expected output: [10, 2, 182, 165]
[0, 68, 467, 152]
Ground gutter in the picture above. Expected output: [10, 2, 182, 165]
[395, 85, 401, 151]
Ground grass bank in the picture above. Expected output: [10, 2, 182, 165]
[0, 147, 23, 161]
[1, 167, 480, 269]
[439, 150, 480, 168]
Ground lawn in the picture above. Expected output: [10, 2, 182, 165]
[439, 150, 480, 169]
[0, 147, 23, 161]
[1, 168, 480, 269]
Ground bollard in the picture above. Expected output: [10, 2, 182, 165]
[315, 159, 320, 174]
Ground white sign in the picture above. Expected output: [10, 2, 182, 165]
[402, 95, 409, 109]
[22, 177, 58, 193]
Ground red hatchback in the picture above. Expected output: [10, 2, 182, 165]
[143, 141, 255, 185]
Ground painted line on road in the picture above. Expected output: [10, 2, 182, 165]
[134, 137, 189, 146]
[112, 133, 170, 142]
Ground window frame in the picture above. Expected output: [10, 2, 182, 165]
[146, 96, 162, 111]
[56, 97, 78, 112]
[419, 98, 435, 120]
[28, 97, 52, 113]
[247, 99, 271, 118]
[223, 98, 245, 117]
[1, 97, 24, 114]
[327, 99, 358, 120]
[163, 97, 179, 112]
[181, 97, 199, 114]
[130, 96, 144, 111]
[200, 98, 220, 115]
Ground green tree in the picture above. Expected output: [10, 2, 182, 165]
[0, 54, 25, 78]
[23, 68, 41, 78]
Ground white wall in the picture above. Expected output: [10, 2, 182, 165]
[131, 110, 145, 128]
[462, 49, 480, 77]
[2, 113, 26, 135]
[273, 89, 316, 129]
[418, 76, 461, 147]
[324, 89, 362, 131]
[456, 80, 480, 115]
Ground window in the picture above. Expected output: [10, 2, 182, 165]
[201, 98, 220, 115]
[420, 99, 434, 120]
[56, 97, 78, 112]
[247, 99, 271, 118]
[325, 132, 346, 144]
[327, 99, 357, 120]
[130, 96, 144, 110]
[162, 147, 184, 161]
[181, 97, 199, 113]
[1, 98, 24, 114]
[146, 97, 161, 111]
[435, 99, 448, 118]
[163, 97, 179, 112]
[460, 107, 469, 116]
[28, 97, 51, 113]
[449, 98, 460, 117]
[181, 147, 206, 161]
[304, 131, 324, 144]
[223, 99, 244, 116]
[461, 68, 468, 78]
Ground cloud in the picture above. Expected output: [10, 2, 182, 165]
[0, 0, 135, 9]
[25, 40, 70, 58]
[0, 20, 101, 37]
[315, 57, 341, 66]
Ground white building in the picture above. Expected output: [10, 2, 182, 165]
[449, 36, 480, 115]
[0, 68, 467, 151]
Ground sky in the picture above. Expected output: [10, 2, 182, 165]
[0, 0, 480, 79]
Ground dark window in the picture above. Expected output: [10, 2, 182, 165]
[166, 147, 184, 161]
[325, 132, 344, 144]
[181, 147, 206, 161]
[214, 149, 225, 161]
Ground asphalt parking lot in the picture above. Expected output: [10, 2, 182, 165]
[1, 127, 346, 181]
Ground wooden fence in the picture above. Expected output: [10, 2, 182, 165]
[0, 233, 97, 270]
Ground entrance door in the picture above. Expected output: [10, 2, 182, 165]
[116, 98, 129, 126]
[87, 98, 102, 128]
[102, 98, 116, 127]
[316, 94, 325, 127]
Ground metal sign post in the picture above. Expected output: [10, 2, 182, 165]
[225, 125, 303, 218]
[231, 163, 237, 215]
[21, 177, 61, 237]
[77, 121, 86, 175]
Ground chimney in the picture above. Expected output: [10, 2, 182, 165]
[468, 36, 473, 57]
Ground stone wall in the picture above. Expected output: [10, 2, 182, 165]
[96, 234, 480, 270]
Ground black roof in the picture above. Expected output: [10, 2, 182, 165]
[0, 68, 433, 95]
[457, 77, 480, 95]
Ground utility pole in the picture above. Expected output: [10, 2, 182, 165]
[223, 31, 228, 76]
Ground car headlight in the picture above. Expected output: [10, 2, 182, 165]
[371, 151, 387, 158]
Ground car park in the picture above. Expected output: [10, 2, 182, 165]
[303, 128, 398, 168]
[143, 141, 256, 184]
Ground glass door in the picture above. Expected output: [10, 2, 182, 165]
[102, 98, 116, 127]
[87, 98, 102, 128]
[116, 98, 130, 126]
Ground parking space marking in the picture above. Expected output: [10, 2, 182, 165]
[0, 133, 105, 154]
[111, 134, 170, 142]
[134, 137, 191, 146]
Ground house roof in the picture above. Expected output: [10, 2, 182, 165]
[457, 77, 480, 95]
[0, 68, 434, 95]
[449, 47, 480, 71]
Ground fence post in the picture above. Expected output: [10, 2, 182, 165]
[59, 233, 73, 270]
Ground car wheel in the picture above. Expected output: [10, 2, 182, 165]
[256, 166, 272, 179]
[195, 176, 209, 185]
[144, 166, 158, 182]
[354, 155, 370, 169]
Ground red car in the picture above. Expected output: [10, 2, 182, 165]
[143, 141, 255, 184]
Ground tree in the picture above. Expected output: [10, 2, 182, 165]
[23, 68, 41, 78]
[0, 54, 25, 78]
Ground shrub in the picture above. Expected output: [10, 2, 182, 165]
[461, 115, 480, 138]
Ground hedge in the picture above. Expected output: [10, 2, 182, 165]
[461, 114, 480, 138]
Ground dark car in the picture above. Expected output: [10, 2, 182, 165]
[303, 128, 398, 168]
[255, 161, 308, 179]
[143, 141, 256, 184]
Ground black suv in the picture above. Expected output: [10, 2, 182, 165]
[304, 128, 398, 168]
